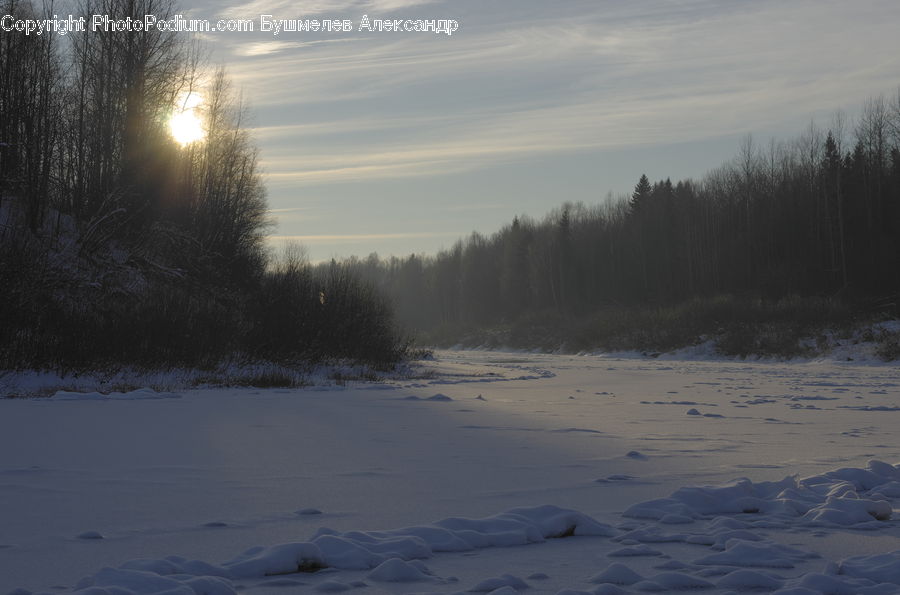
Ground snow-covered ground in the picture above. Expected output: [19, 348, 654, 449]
[2, 351, 899, 594]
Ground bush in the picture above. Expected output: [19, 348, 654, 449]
[243, 248, 409, 367]
[0, 224, 409, 372]
[874, 330, 900, 361]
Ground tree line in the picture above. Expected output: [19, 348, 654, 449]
[351, 92, 900, 352]
[0, 0, 406, 370]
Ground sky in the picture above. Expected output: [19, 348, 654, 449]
[178, 0, 900, 262]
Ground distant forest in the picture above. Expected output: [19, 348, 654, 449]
[4, 0, 899, 368]
[351, 93, 900, 355]
[0, 0, 406, 371]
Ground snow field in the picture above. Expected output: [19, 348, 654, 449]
[2, 351, 899, 594]
[18, 473, 900, 594]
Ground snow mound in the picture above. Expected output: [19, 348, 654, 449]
[400, 393, 453, 402]
[608, 544, 663, 557]
[51, 388, 182, 401]
[836, 550, 900, 585]
[48, 505, 614, 592]
[659, 514, 693, 524]
[421, 505, 615, 549]
[779, 571, 898, 594]
[119, 556, 231, 578]
[589, 563, 644, 585]
[367, 558, 433, 582]
[225, 542, 326, 576]
[624, 460, 898, 528]
[801, 494, 892, 524]
[74, 567, 235, 595]
[624, 476, 795, 519]
[310, 530, 430, 570]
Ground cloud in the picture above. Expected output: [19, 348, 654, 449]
[234, 38, 362, 56]
[251, 112, 465, 139]
[268, 207, 315, 213]
[227, 0, 900, 189]
[219, 0, 439, 20]
[253, 88, 797, 186]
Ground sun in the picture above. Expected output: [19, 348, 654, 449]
[169, 91, 206, 146]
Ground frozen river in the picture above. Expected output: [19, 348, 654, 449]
[1, 351, 899, 593]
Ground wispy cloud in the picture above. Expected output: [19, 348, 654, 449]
[234, 38, 363, 57]
[251, 112, 467, 139]
[219, 0, 439, 20]
[253, 91, 793, 185]
[229, 0, 900, 188]
[268, 206, 315, 213]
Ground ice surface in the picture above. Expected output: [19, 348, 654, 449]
[2, 351, 900, 594]
[647, 571, 715, 589]
[692, 539, 818, 568]
[469, 573, 529, 591]
[76, 531, 104, 540]
[715, 568, 785, 590]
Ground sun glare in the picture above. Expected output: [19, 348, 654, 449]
[169, 92, 205, 146]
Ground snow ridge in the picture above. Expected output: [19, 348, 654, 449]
[61, 505, 614, 594]
[625, 459, 899, 529]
